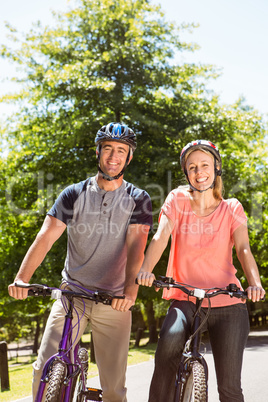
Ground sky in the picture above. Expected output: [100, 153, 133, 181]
[0, 0, 267, 117]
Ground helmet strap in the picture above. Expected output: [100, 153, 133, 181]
[98, 166, 125, 181]
[188, 181, 214, 193]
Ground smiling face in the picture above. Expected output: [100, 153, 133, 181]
[185, 150, 215, 191]
[98, 140, 131, 178]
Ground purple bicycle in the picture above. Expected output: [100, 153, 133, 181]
[15, 282, 125, 402]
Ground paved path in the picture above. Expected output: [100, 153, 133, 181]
[12, 329, 268, 402]
[89, 329, 268, 402]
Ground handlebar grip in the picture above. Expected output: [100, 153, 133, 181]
[14, 282, 30, 288]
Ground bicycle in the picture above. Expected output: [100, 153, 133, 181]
[140, 276, 251, 402]
[15, 281, 125, 402]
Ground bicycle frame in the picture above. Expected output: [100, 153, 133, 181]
[35, 294, 85, 402]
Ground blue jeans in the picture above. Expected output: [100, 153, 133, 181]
[148, 301, 250, 402]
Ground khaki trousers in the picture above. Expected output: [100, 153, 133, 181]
[33, 297, 131, 402]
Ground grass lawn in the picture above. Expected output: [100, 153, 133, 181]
[0, 361, 33, 402]
[1, 337, 156, 402]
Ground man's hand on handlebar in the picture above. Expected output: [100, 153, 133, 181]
[8, 280, 29, 300]
[111, 294, 134, 312]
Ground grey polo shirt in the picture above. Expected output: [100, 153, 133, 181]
[48, 176, 152, 293]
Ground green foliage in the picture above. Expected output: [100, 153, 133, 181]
[0, 0, 267, 340]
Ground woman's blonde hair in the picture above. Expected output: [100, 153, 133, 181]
[184, 146, 224, 200]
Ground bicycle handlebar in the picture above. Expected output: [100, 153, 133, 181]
[137, 276, 248, 300]
[15, 282, 125, 305]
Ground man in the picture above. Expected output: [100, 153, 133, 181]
[9, 122, 152, 401]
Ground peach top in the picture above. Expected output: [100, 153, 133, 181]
[161, 188, 247, 307]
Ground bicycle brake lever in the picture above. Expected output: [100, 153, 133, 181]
[158, 276, 175, 284]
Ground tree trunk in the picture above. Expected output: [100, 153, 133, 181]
[33, 316, 41, 354]
[0, 341, 10, 391]
[115, 110, 121, 122]
[146, 300, 158, 343]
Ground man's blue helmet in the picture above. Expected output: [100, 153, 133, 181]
[95, 122, 137, 152]
[95, 122, 136, 181]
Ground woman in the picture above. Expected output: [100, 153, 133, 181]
[137, 140, 265, 402]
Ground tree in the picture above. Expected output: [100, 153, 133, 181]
[0, 0, 213, 294]
[0, 0, 267, 340]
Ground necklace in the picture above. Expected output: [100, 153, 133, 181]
[190, 199, 221, 217]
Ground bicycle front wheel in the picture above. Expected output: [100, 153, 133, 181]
[175, 361, 207, 402]
[44, 360, 67, 402]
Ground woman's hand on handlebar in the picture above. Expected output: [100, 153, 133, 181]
[8, 280, 29, 300]
[136, 271, 156, 288]
[246, 285, 266, 302]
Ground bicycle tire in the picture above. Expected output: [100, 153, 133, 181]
[44, 360, 67, 402]
[175, 361, 207, 402]
[71, 348, 89, 402]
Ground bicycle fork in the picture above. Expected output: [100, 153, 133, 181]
[175, 299, 209, 401]
[35, 300, 76, 402]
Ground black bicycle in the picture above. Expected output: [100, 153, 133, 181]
[143, 276, 250, 402]
[14, 282, 125, 402]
